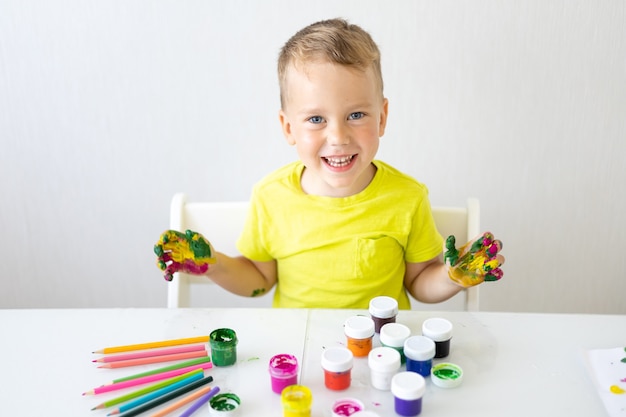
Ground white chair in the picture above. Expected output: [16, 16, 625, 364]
[166, 193, 480, 311]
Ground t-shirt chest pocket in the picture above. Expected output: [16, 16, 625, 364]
[353, 235, 404, 279]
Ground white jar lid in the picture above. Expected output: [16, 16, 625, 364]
[368, 346, 401, 372]
[422, 318, 453, 341]
[379, 323, 411, 347]
[321, 347, 354, 372]
[403, 335, 436, 361]
[391, 371, 426, 400]
[369, 296, 399, 318]
[344, 315, 375, 339]
[431, 363, 463, 388]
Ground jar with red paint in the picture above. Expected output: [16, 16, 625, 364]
[321, 347, 353, 391]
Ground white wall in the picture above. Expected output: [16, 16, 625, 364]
[1, 0, 624, 313]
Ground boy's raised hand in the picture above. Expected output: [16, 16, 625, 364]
[444, 232, 504, 288]
[154, 230, 217, 281]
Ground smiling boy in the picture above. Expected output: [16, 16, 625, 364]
[155, 18, 504, 309]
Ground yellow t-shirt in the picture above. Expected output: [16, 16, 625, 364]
[236, 160, 443, 309]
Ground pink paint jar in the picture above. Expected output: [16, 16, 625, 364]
[269, 353, 298, 394]
[331, 398, 364, 416]
[321, 347, 353, 390]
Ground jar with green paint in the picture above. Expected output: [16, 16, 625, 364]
[210, 328, 238, 366]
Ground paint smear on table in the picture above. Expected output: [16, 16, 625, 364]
[585, 347, 626, 416]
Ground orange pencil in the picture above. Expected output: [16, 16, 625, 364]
[98, 350, 208, 369]
[93, 336, 209, 354]
[149, 385, 214, 417]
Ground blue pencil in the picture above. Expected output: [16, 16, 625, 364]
[107, 372, 203, 415]
[179, 386, 221, 417]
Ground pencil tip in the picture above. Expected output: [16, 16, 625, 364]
[82, 390, 93, 396]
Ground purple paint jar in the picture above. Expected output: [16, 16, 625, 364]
[403, 335, 436, 377]
[421, 318, 453, 358]
[369, 296, 398, 333]
[391, 371, 426, 416]
[268, 353, 298, 394]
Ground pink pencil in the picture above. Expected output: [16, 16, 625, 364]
[98, 350, 208, 369]
[82, 362, 213, 395]
[93, 344, 206, 363]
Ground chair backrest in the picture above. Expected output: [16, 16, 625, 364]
[167, 193, 480, 311]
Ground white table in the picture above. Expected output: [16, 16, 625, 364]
[0, 308, 623, 417]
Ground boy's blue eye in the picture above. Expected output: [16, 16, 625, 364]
[308, 116, 324, 124]
[349, 112, 364, 120]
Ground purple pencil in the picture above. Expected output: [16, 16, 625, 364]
[179, 386, 220, 417]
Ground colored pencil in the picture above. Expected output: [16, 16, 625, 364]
[93, 344, 206, 363]
[93, 336, 209, 354]
[116, 376, 213, 417]
[179, 386, 220, 417]
[110, 357, 211, 384]
[148, 386, 215, 417]
[98, 350, 207, 369]
[107, 372, 204, 415]
[91, 369, 204, 410]
[83, 361, 212, 395]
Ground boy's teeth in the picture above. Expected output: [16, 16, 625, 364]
[325, 155, 353, 167]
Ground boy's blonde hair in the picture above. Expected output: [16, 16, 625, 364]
[278, 18, 383, 109]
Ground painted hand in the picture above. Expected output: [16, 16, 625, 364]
[444, 232, 504, 288]
[154, 230, 217, 281]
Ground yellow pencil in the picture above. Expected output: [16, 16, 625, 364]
[149, 385, 214, 417]
[93, 336, 209, 354]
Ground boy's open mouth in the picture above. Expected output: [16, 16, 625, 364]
[323, 155, 356, 168]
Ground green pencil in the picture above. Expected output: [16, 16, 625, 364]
[91, 369, 204, 410]
[108, 357, 211, 384]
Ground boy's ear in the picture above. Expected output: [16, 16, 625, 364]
[279, 109, 296, 145]
[378, 98, 389, 137]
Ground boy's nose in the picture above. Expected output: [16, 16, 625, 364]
[326, 124, 350, 146]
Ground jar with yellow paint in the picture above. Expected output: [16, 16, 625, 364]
[281, 385, 312, 417]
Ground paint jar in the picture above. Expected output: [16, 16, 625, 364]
[281, 385, 312, 417]
[209, 328, 238, 366]
[351, 412, 382, 417]
[431, 363, 463, 388]
[403, 335, 436, 377]
[367, 346, 401, 390]
[331, 398, 364, 416]
[321, 347, 353, 391]
[391, 371, 426, 416]
[268, 354, 299, 394]
[369, 296, 398, 333]
[208, 393, 241, 416]
[379, 323, 411, 364]
[344, 315, 375, 357]
[421, 318, 453, 358]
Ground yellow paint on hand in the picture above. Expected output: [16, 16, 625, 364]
[610, 384, 625, 394]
